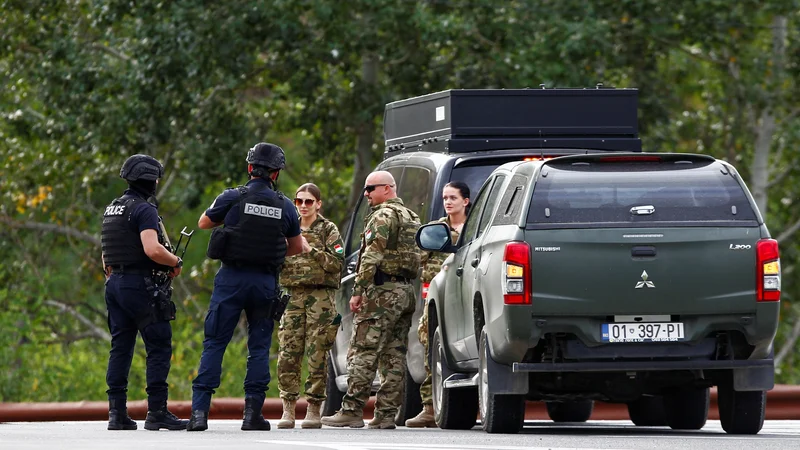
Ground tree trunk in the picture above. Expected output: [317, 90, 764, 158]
[748, 15, 786, 220]
[342, 52, 379, 229]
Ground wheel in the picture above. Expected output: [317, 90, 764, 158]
[627, 396, 667, 426]
[478, 328, 525, 434]
[718, 382, 766, 435]
[663, 387, 709, 430]
[321, 353, 344, 417]
[395, 368, 422, 426]
[546, 400, 594, 423]
[431, 328, 479, 429]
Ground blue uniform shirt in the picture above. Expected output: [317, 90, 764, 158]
[124, 189, 160, 233]
[205, 178, 300, 239]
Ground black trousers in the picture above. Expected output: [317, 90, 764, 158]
[105, 273, 172, 409]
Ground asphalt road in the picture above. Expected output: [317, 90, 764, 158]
[2, 420, 800, 450]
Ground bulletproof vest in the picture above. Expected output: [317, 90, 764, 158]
[101, 195, 169, 271]
[421, 217, 460, 284]
[378, 202, 421, 279]
[222, 183, 287, 272]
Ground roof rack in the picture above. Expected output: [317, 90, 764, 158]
[383, 88, 641, 156]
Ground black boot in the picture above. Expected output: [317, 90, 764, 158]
[144, 401, 189, 431]
[107, 399, 137, 431]
[241, 397, 270, 431]
[186, 410, 209, 432]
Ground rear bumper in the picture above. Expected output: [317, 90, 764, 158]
[512, 358, 774, 373]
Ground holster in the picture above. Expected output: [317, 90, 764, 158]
[271, 291, 291, 321]
[142, 276, 176, 327]
[374, 268, 386, 286]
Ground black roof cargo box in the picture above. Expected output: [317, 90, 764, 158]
[383, 88, 641, 155]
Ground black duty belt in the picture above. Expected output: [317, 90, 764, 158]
[221, 262, 275, 275]
[108, 266, 154, 275]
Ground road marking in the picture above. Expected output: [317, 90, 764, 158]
[258, 441, 631, 450]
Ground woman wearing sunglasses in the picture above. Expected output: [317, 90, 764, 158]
[277, 183, 345, 429]
[406, 181, 470, 428]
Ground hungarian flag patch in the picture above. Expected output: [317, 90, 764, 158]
[334, 244, 343, 254]
[365, 229, 373, 241]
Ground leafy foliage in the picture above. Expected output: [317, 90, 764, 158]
[1, 0, 799, 401]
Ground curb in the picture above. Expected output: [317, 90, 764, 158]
[2, 385, 799, 422]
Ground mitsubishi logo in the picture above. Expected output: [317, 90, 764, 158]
[635, 270, 655, 289]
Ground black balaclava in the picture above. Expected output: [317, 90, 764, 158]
[128, 179, 157, 198]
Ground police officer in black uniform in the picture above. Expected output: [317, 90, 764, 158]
[187, 143, 303, 432]
[101, 154, 188, 431]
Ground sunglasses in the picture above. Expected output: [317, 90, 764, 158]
[364, 184, 391, 193]
[294, 198, 317, 207]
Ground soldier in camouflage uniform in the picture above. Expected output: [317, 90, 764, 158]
[321, 171, 421, 429]
[277, 183, 344, 429]
[406, 181, 470, 428]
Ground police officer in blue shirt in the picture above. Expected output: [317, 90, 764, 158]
[101, 154, 188, 431]
[187, 143, 304, 432]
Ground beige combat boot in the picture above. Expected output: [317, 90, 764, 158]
[301, 402, 322, 429]
[277, 399, 296, 429]
[367, 413, 396, 429]
[405, 404, 437, 428]
[320, 410, 365, 428]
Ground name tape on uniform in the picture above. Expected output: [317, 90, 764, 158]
[244, 203, 282, 219]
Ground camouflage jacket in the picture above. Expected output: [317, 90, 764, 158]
[353, 197, 421, 296]
[420, 216, 461, 284]
[281, 215, 344, 288]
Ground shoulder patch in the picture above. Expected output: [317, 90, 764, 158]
[334, 243, 344, 254]
[365, 229, 373, 241]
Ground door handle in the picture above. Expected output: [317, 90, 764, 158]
[456, 267, 464, 277]
[347, 261, 357, 274]
[470, 257, 480, 268]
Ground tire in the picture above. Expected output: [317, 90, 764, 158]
[663, 387, 709, 430]
[321, 353, 344, 417]
[546, 400, 594, 423]
[432, 328, 479, 429]
[718, 382, 766, 435]
[478, 328, 525, 434]
[627, 396, 667, 426]
[395, 368, 423, 426]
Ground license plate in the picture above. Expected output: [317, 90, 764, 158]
[601, 322, 685, 343]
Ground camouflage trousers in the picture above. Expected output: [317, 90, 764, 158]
[342, 282, 415, 419]
[277, 286, 339, 404]
[417, 298, 432, 405]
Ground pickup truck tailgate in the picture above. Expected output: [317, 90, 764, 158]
[524, 227, 761, 316]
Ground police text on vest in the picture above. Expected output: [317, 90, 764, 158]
[244, 203, 282, 219]
[104, 205, 126, 216]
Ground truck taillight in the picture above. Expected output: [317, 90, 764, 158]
[503, 241, 531, 305]
[422, 282, 430, 300]
[756, 239, 781, 302]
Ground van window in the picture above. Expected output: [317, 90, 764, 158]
[527, 161, 758, 227]
[346, 166, 404, 254]
[399, 166, 433, 220]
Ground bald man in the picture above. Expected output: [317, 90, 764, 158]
[321, 171, 421, 429]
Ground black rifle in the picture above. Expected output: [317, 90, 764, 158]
[149, 227, 194, 322]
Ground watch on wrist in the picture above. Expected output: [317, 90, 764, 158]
[174, 257, 183, 269]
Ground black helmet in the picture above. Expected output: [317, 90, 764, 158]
[246, 142, 285, 170]
[120, 154, 164, 181]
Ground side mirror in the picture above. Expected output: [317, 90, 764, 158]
[416, 223, 456, 253]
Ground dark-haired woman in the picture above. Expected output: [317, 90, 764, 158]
[406, 181, 470, 428]
[277, 183, 344, 429]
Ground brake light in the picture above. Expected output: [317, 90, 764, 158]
[599, 156, 662, 162]
[756, 239, 781, 302]
[523, 156, 553, 161]
[503, 241, 531, 305]
[422, 282, 430, 300]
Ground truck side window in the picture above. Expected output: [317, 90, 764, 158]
[477, 175, 506, 237]
[461, 177, 495, 244]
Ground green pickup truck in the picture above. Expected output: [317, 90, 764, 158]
[417, 153, 781, 435]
